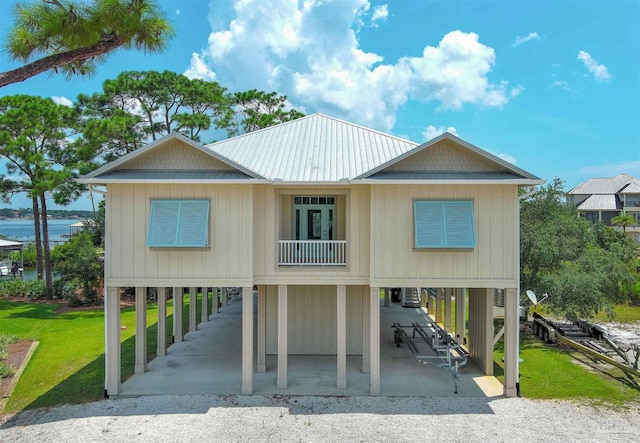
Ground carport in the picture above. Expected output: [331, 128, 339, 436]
[115, 292, 502, 398]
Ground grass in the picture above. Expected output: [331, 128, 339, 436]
[494, 328, 640, 403]
[593, 304, 640, 323]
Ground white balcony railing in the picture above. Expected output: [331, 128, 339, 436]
[279, 240, 347, 266]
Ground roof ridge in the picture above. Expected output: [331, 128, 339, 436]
[206, 113, 419, 148]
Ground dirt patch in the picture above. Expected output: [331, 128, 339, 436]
[0, 340, 34, 401]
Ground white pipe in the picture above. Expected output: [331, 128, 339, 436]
[89, 184, 107, 195]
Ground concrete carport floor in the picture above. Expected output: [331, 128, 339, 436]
[116, 292, 503, 398]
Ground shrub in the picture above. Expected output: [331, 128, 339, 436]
[0, 334, 17, 360]
[26, 279, 47, 300]
[0, 279, 28, 298]
[56, 232, 103, 306]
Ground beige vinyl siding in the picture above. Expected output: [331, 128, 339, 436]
[265, 285, 366, 354]
[105, 183, 253, 286]
[253, 185, 370, 285]
[121, 139, 235, 171]
[386, 139, 503, 172]
[370, 184, 519, 287]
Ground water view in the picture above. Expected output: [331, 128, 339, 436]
[0, 219, 81, 243]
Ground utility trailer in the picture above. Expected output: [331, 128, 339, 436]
[392, 319, 468, 393]
[531, 312, 640, 384]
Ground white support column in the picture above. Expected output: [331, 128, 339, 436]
[369, 287, 381, 396]
[173, 287, 183, 343]
[436, 288, 443, 324]
[212, 287, 219, 314]
[221, 287, 228, 307]
[383, 287, 390, 307]
[201, 287, 209, 323]
[157, 287, 167, 357]
[241, 286, 254, 394]
[337, 285, 347, 389]
[444, 288, 452, 332]
[105, 286, 121, 396]
[484, 288, 495, 375]
[189, 287, 197, 332]
[277, 285, 288, 389]
[362, 289, 370, 373]
[135, 286, 147, 374]
[455, 288, 466, 344]
[504, 287, 518, 397]
[257, 285, 266, 373]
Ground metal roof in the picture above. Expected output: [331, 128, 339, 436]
[620, 181, 640, 194]
[205, 114, 418, 182]
[366, 171, 526, 180]
[576, 194, 621, 211]
[0, 239, 24, 250]
[568, 174, 638, 195]
[94, 170, 254, 180]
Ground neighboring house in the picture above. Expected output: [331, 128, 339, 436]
[79, 114, 543, 398]
[567, 174, 640, 242]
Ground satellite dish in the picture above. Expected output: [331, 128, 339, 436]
[526, 290, 548, 305]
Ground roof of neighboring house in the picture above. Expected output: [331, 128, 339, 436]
[576, 194, 622, 211]
[620, 181, 640, 194]
[0, 239, 24, 250]
[568, 173, 639, 195]
[79, 113, 543, 185]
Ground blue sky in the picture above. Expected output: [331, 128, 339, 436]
[1, 0, 639, 211]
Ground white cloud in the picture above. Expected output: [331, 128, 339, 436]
[183, 53, 217, 81]
[577, 51, 611, 82]
[371, 4, 388, 26]
[549, 80, 571, 91]
[422, 125, 459, 140]
[490, 151, 517, 164]
[51, 96, 73, 107]
[511, 32, 540, 47]
[192, 0, 520, 131]
[176, 9, 180, 16]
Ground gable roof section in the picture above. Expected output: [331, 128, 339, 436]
[568, 174, 637, 195]
[354, 132, 543, 184]
[620, 180, 640, 194]
[80, 132, 267, 183]
[576, 194, 622, 211]
[205, 114, 418, 182]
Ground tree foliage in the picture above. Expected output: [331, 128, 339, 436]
[75, 70, 228, 163]
[521, 178, 639, 319]
[221, 89, 305, 137]
[0, 0, 174, 88]
[0, 95, 85, 296]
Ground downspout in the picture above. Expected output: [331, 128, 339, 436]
[516, 187, 536, 397]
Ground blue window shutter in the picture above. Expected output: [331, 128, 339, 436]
[444, 201, 476, 247]
[414, 200, 475, 248]
[147, 200, 210, 247]
[414, 201, 445, 248]
[177, 200, 210, 247]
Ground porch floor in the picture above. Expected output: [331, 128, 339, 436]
[116, 293, 503, 398]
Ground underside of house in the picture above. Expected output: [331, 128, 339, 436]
[79, 114, 543, 398]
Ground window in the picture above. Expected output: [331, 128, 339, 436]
[147, 200, 210, 248]
[414, 200, 476, 248]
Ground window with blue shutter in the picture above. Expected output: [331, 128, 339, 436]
[414, 200, 476, 248]
[147, 200, 210, 248]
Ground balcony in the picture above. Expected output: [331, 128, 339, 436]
[278, 240, 347, 266]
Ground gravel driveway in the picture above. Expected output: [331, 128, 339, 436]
[1, 395, 639, 442]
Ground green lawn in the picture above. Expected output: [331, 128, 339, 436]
[494, 328, 640, 403]
[0, 291, 210, 413]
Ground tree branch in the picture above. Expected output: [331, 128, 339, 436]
[0, 33, 123, 88]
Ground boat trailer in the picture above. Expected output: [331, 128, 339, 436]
[392, 320, 468, 393]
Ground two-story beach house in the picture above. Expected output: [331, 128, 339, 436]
[79, 114, 543, 398]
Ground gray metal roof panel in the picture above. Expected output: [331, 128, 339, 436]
[576, 194, 622, 210]
[366, 171, 527, 180]
[94, 170, 253, 180]
[206, 114, 418, 181]
[568, 174, 637, 195]
[620, 181, 640, 194]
